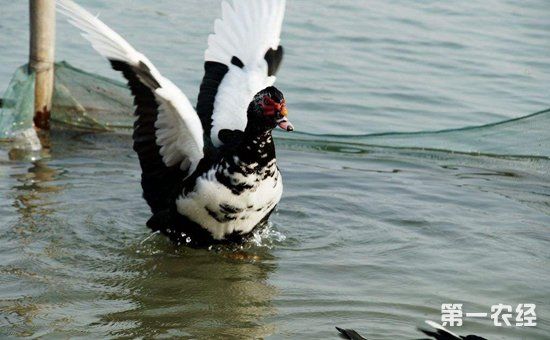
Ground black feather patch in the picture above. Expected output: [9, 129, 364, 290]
[264, 45, 284, 76]
[218, 129, 244, 146]
[109, 59, 184, 216]
[196, 61, 229, 150]
[231, 56, 244, 68]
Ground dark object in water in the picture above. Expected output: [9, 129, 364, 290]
[417, 321, 487, 340]
[336, 321, 487, 340]
[336, 326, 367, 340]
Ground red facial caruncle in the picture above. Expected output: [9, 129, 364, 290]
[261, 96, 288, 117]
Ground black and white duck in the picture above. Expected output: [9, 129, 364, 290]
[57, 0, 292, 246]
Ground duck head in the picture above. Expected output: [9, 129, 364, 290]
[246, 86, 293, 134]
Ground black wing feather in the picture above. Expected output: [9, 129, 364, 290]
[110, 60, 184, 215]
[195, 61, 229, 151]
[264, 46, 284, 76]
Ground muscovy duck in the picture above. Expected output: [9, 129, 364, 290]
[57, 0, 292, 246]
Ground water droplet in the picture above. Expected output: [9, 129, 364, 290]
[186, 237, 191, 243]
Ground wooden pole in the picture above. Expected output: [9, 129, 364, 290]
[29, 0, 56, 131]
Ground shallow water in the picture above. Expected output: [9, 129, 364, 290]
[1, 133, 548, 339]
[1, 0, 549, 339]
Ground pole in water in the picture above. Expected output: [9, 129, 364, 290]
[29, 0, 56, 131]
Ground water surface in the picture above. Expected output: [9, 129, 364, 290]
[1, 0, 549, 338]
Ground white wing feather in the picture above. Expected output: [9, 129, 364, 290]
[205, 0, 286, 146]
[57, 0, 204, 175]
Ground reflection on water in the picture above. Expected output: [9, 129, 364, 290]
[99, 242, 278, 338]
[0, 151, 63, 337]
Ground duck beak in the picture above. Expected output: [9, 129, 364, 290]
[277, 117, 294, 131]
[276, 107, 293, 131]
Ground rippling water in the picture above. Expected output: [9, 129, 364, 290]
[1, 0, 549, 338]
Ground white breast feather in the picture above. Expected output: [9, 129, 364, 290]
[176, 164, 283, 240]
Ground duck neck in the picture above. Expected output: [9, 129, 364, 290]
[236, 129, 276, 168]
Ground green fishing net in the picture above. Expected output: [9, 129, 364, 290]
[0, 62, 133, 139]
[291, 108, 550, 158]
[0, 62, 548, 158]
[0, 65, 36, 138]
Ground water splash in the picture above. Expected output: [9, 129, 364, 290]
[250, 222, 287, 248]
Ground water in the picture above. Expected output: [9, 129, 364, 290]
[1, 0, 549, 338]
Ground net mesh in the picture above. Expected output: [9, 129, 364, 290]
[0, 62, 548, 158]
[0, 65, 36, 138]
[52, 62, 133, 130]
[0, 62, 133, 139]
[291, 108, 550, 158]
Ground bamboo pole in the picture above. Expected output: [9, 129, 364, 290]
[29, 0, 56, 130]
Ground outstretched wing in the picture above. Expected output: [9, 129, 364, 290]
[57, 0, 204, 213]
[197, 0, 286, 148]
